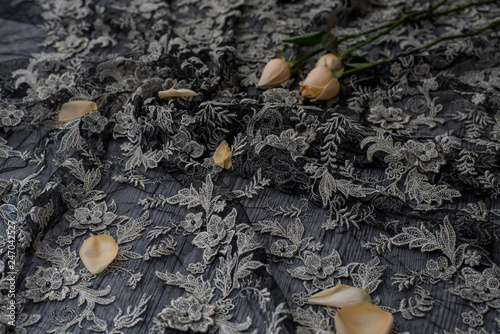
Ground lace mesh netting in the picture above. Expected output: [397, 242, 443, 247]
[1, 0, 500, 333]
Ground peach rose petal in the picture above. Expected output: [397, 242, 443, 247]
[79, 234, 118, 274]
[58, 101, 98, 123]
[308, 285, 371, 308]
[302, 66, 335, 88]
[316, 53, 343, 71]
[213, 140, 232, 169]
[300, 66, 340, 101]
[315, 76, 340, 101]
[334, 302, 394, 334]
[158, 88, 198, 99]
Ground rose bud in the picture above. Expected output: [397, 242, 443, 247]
[316, 53, 342, 71]
[257, 58, 291, 89]
[300, 66, 340, 101]
[213, 140, 232, 169]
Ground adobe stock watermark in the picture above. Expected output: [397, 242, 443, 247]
[5, 216, 17, 328]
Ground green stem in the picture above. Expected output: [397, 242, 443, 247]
[339, 0, 496, 52]
[338, 0, 494, 44]
[342, 59, 392, 76]
[294, 49, 324, 64]
[340, 0, 448, 57]
[417, 0, 497, 20]
[342, 18, 500, 77]
[290, 0, 492, 65]
[409, 18, 500, 54]
[337, 23, 393, 44]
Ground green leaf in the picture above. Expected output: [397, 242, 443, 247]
[345, 62, 373, 69]
[332, 67, 344, 78]
[291, 68, 303, 80]
[283, 31, 326, 46]
[348, 55, 369, 63]
[277, 49, 286, 60]
[321, 32, 338, 52]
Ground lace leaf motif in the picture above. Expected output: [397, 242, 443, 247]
[316, 168, 376, 207]
[404, 168, 460, 209]
[388, 216, 466, 267]
[167, 174, 220, 216]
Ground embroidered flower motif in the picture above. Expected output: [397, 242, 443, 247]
[385, 161, 406, 180]
[172, 128, 205, 158]
[256, 129, 309, 161]
[70, 202, 117, 231]
[180, 212, 204, 233]
[262, 88, 299, 106]
[156, 295, 215, 333]
[292, 291, 310, 306]
[425, 256, 456, 282]
[464, 250, 482, 267]
[368, 106, 411, 130]
[37, 72, 75, 99]
[288, 250, 348, 286]
[61, 183, 85, 209]
[187, 262, 207, 274]
[82, 111, 108, 133]
[269, 239, 299, 258]
[192, 209, 236, 263]
[450, 267, 500, 308]
[461, 310, 484, 328]
[472, 93, 486, 105]
[304, 162, 319, 174]
[436, 134, 461, 154]
[0, 105, 24, 127]
[25, 267, 79, 302]
[412, 64, 432, 80]
[402, 140, 446, 173]
[113, 111, 142, 143]
[200, 216, 227, 247]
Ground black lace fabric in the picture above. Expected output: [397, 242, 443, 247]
[1, 0, 500, 333]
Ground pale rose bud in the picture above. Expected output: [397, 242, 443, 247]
[300, 66, 340, 101]
[334, 302, 394, 334]
[316, 53, 342, 71]
[308, 285, 371, 308]
[257, 58, 291, 89]
[214, 140, 232, 169]
[79, 234, 118, 274]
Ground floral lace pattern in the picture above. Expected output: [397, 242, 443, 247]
[1, 0, 500, 333]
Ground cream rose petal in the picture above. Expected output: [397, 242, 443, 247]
[214, 140, 232, 169]
[79, 234, 118, 274]
[334, 302, 394, 334]
[59, 101, 98, 123]
[301, 66, 336, 89]
[315, 76, 340, 101]
[308, 285, 371, 308]
[158, 88, 198, 99]
[301, 66, 340, 101]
